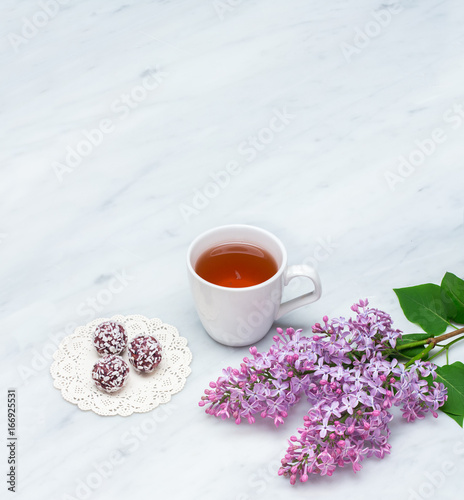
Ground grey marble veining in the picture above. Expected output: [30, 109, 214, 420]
[1, 1, 464, 499]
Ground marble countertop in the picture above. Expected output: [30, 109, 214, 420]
[2, 0, 464, 499]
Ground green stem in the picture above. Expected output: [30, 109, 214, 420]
[396, 339, 431, 351]
[397, 327, 464, 352]
[405, 342, 435, 367]
[428, 335, 464, 362]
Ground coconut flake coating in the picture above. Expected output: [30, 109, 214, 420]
[93, 321, 127, 356]
[92, 355, 129, 393]
[128, 335, 162, 373]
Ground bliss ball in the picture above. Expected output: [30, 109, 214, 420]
[92, 355, 129, 393]
[93, 321, 127, 356]
[128, 335, 162, 373]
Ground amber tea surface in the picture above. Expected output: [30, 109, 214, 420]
[195, 242, 278, 288]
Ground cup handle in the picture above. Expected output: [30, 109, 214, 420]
[275, 265, 322, 319]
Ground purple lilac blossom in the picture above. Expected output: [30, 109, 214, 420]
[199, 300, 447, 483]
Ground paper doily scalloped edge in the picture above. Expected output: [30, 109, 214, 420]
[50, 315, 192, 416]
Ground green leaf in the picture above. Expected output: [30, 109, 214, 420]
[441, 272, 464, 324]
[432, 362, 464, 415]
[396, 347, 425, 359]
[441, 410, 464, 427]
[394, 284, 449, 335]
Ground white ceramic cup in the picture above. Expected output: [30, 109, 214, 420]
[187, 225, 322, 347]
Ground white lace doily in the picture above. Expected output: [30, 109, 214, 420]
[50, 315, 192, 416]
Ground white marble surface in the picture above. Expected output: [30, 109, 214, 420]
[2, 0, 464, 498]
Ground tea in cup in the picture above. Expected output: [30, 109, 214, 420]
[187, 224, 322, 346]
